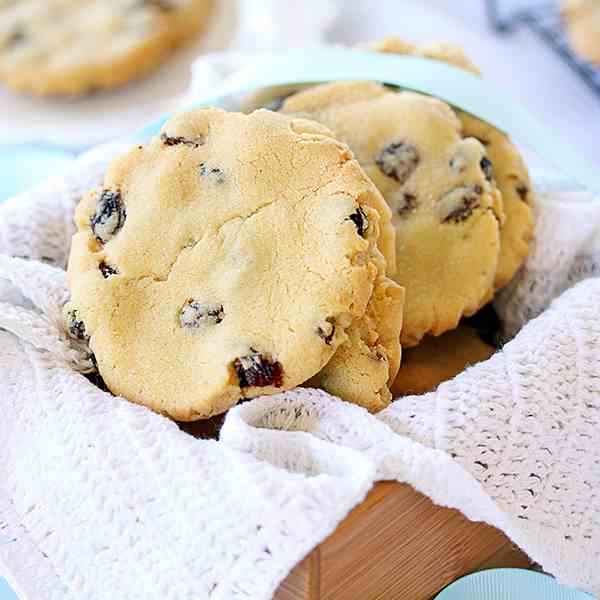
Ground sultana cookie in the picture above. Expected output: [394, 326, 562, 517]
[390, 323, 496, 397]
[0, 0, 213, 96]
[561, 0, 600, 65]
[281, 82, 504, 347]
[370, 37, 534, 290]
[308, 269, 405, 412]
[66, 108, 398, 420]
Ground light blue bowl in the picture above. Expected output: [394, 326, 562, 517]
[436, 569, 597, 600]
[0, 579, 18, 600]
[0, 144, 74, 204]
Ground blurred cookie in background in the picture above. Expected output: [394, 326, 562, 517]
[561, 0, 600, 66]
[0, 0, 213, 96]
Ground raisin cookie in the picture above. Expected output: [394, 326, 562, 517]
[0, 0, 213, 96]
[308, 262, 405, 412]
[66, 108, 399, 420]
[390, 323, 495, 397]
[282, 83, 503, 347]
[561, 0, 600, 65]
[370, 37, 534, 290]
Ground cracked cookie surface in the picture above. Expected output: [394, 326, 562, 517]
[0, 0, 212, 96]
[66, 107, 397, 420]
[282, 82, 503, 347]
[370, 36, 534, 291]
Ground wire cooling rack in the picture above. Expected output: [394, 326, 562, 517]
[485, 0, 600, 96]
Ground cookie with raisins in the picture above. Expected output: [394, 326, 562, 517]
[282, 82, 503, 347]
[66, 107, 401, 420]
[0, 0, 212, 96]
[369, 36, 534, 291]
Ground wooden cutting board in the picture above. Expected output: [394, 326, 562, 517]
[274, 481, 531, 600]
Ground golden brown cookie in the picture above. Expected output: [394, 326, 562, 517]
[0, 0, 213, 96]
[66, 108, 399, 420]
[369, 37, 534, 290]
[281, 82, 503, 347]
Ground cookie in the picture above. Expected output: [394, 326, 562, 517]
[308, 271, 405, 412]
[390, 323, 496, 397]
[0, 0, 213, 96]
[561, 0, 600, 66]
[367, 36, 481, 75]
[281, 82, 504, 347]
[67, 108, 397, 420]
[369, 37, 534, 290]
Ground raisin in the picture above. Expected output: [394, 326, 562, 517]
[317, 317, 336, 345]
[234, 350, 283, 388]
[141, 0, 174, 11]
[435, 185, 483, 224]
[375, 142, 419, 185]
[91, 190, 126, 244]
[480, 156, 494, 182]
[199, 164, 225, 184]
[348, 206, 368, 237]
[160, 133, 203, 148]
[263, 93, 296, 112]
[67, 309, 88, 341]
[396, 192, 417, 216]
[516, 184, 529, 202]
[449, 153, 467, 174]
[5, 27, 25, 48]
[179, 300, 224, 328]
[99, 262, 118, 278]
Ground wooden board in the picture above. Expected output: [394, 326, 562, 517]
[274, 481, 530, 600]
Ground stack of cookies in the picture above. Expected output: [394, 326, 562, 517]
[66, 38, 534, 421]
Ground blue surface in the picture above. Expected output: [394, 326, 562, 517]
[0, 579, 18, 600]
[0, 144, 74, 204]
[436, 569, 596, 600]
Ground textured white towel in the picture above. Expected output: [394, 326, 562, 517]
[0, 140, 599, 600]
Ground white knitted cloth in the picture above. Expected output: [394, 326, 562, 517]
[0, 143, 599, 599]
